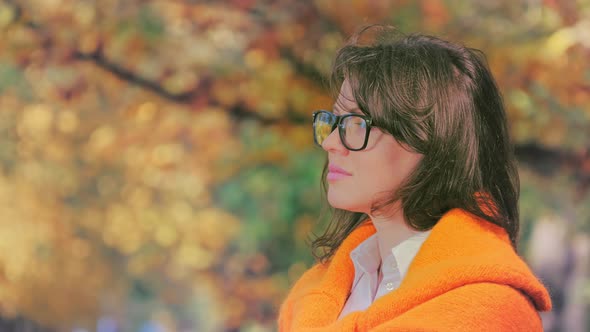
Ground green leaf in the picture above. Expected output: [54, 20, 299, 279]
[139, 5, 164, 40]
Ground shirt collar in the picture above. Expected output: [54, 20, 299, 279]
[350, 230, 431, 277]
[350, 234, 380, 275]
[392, 230, 431, 277]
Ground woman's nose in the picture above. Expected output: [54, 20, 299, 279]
[321, 127, 348, 154]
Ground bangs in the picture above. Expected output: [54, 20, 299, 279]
[330, 42, 436, 154]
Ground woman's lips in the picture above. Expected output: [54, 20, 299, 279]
[327, 172, 350, 181]
[327, 164, 352, 181]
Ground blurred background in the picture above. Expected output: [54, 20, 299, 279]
[0, 0, 588, 331]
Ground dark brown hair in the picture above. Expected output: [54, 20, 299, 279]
[311, 26, 520, 262]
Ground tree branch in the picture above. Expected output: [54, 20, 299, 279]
[73, 49, 205, 103]
[515, 143, 590, 195]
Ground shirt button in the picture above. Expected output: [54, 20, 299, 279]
[386, 282, 394, 290]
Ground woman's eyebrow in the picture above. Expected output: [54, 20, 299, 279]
[333, 106, 363, 115]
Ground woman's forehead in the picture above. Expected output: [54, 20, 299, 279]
[335, 80, 359, 110]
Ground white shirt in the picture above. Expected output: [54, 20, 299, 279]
[338, 230, 431, 319]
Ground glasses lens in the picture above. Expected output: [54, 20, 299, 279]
[341, 115, 368, 150]
[314, 112, 335, 146]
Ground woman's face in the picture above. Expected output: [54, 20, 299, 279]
[322, 80, 423, 214]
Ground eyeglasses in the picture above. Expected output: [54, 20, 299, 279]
[312, 110, 373, 151]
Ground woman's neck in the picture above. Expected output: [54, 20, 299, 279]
[369, 205, 417, 262]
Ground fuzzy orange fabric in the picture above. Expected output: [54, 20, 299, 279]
[279, 209, 552, 331]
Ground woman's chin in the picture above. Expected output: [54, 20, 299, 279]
[327, 193, 365, 213]
[326, 190, 344, 209]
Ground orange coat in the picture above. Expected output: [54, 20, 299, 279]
[279, 209, 552, 331]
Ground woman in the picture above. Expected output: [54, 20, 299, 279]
[279, 26, 552, 331]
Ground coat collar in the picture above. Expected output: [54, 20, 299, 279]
[306, 208, 552, 326]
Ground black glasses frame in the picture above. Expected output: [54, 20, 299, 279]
[312, 110, 373, 151]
